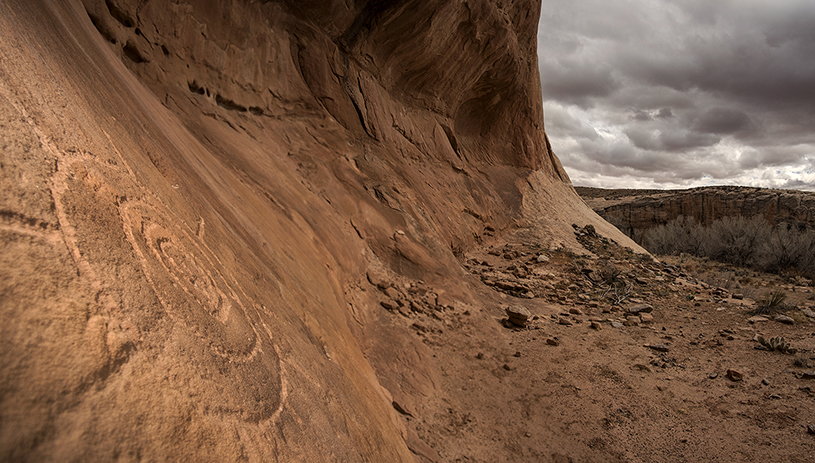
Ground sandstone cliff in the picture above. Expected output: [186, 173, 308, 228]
[578, 186, 815, 240]
[0, 1, 639, 460]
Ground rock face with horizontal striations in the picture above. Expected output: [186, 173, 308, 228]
[0, 0, 641, 461]
[578, 186, 815, 240]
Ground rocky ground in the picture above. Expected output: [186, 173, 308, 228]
[366, 225, 815, 462]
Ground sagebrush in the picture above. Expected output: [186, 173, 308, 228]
[641, 215, 815, 277]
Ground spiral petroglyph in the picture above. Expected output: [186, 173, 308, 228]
[119, 200, 284, 423]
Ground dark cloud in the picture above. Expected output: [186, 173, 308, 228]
[539, 0, 815, 190]
[656, 108, 673, 119]
[692, 108, 751, 135]
[630, 109, 652, 122]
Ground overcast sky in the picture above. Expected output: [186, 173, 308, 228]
[537, 0, 815, 190]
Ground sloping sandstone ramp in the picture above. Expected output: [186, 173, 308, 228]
[0, 0, 640, 460]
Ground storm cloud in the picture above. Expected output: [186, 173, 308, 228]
[538, 0, 815, 190]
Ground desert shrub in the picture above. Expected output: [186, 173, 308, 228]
[642, 216, 705, 256]
[754, 290, 788, 314]
[755, 223, 815, 275]
[641, 215, 815, 277]
[701, 216, 770, 267]
[596, 264, 623, 286]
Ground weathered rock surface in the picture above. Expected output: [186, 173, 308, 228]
[0, 0, 645, 461]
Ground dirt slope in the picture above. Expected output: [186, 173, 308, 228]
[0, 0, 643, 461]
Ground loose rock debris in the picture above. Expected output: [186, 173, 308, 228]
[369, 226, 815, 461]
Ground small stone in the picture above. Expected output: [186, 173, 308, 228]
[514, 351, 522, 357]
[411, 322, 429, 334]
[726, 369, 743, 381]
[590, 321, 602, 330]
[733, 293, 744, 300]
[503, 364, 513, 371]
[506, 305, 531, 327]
[808, 424, 815, 435]
[476, 352, 484, 359]
[762, 378, 770, 386]
[546, 338, 560, 346]
[384, 286, 401, 299]
[569, 307, 583, 315]
[774, 314, 795, 325]
[587, 301, 599, 308]
[380, 300, 400, 311]
[748, 316, 769, 323]
[639, 313, 654, 323]
[488, 249, 502, 256]
[536, 255, 549, 263]
[611, 321, 624, 329]
[709, 372, 718, 379]
[803, 309, 815, 318]
[367, 271, 392, 290]
[558, 318, 573, 326]
[802, 371, 815, 380]
[410, 300, 425, 313]
[770, 394, 781, 399]
[629, 303, 654, 314]
[646, 344, 670, 352]
[625, 316, 641, 326]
